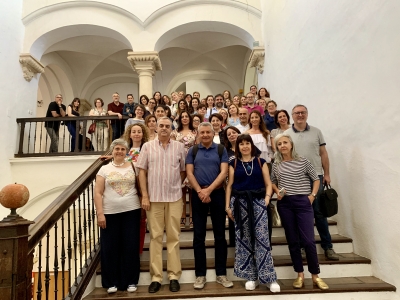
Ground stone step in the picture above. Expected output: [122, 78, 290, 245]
[146, 220, 338, 241]
[85, 276, 396, 300]
[140, 234, 353, 260]
[95, 252, 371, 286]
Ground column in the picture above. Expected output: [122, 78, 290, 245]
[127, 51, 162, 97]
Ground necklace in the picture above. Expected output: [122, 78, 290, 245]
[241, 158, 254, 176]
[111, 160, 125, 167]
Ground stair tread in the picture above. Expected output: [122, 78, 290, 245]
[96, 252, 369, 274]
[143, 234, 351, 250]
[179, 219, 337, 231]
[84, 276, 396, 299]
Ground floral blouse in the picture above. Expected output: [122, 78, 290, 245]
[171, 130, 197, 154]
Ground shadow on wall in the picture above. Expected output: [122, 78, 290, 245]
[17, 185, 68, 221]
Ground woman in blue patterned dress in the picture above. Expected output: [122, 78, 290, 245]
[225, 134, 280, 292]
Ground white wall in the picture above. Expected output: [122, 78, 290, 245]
[90, 82, 139, 105]
[261, 0, 400, 293]
[186, 80, 233, 99]
[0, 0, 41, 217]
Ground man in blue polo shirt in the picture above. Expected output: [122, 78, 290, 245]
[186, 122, 233, 290]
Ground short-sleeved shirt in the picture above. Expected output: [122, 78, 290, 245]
[230, 157, 267, 191]
[185, 142, 229, 186]
[270, 157, 318, 195]
[235, 123, 250, 133]
[285, 124, 326, 175]
[123, 102, 137, 117]
[97, 164, 141, 214]
[136, 139, 186, 202]
[108, 101, 124, 124]
[45, 101, 66, 131]
[244, 105, 265, 116]
[264, 113, 277, 131]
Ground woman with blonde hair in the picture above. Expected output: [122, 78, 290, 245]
[271, 133, 328, 290]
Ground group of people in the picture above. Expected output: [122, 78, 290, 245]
[88, 86, 337, 294]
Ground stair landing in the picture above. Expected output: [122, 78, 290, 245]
[84, 276, 396, 299]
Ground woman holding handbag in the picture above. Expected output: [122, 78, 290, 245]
[89, 98, 109, 151]
[225, 134, 280, 293]
[271, 133, 329, 290]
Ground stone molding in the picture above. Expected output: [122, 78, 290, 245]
[127, 51, 162, 75]
[249, 47, 265, 74]
[19, 53, 44, 82]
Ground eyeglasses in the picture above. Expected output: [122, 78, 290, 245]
[239, 113, 248, 116]
[293, 111, 307, 115]
[193, 119, 200, 123]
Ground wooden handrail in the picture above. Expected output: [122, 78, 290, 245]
[27, 154, 109, 252]
[16, 116, 128, 123]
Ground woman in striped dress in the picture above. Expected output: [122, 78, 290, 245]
[271, 133, 329, 290]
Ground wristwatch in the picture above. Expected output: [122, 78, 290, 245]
[311, 193, 317, 198]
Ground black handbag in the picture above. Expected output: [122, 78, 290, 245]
[319, 184, 338, 217]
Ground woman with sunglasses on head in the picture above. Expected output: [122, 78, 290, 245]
[171, 111, 197, 228]
[218, 108, 229, 129]
[225, 134, 280, 293]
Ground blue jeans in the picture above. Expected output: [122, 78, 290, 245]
[312, 175, 333, 250]
[66, 122, 77, 152]
[192, 188, 227, 276]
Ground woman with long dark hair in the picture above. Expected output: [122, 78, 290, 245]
[171, 111, 197, 228]
[225, 134, 279, 292]
[66, 97, 81, 152]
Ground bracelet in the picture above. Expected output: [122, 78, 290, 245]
[225, 208, 231, 212]
[266, 194, 271, 198]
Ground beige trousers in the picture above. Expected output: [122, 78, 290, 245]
[146, 199, 183, 283]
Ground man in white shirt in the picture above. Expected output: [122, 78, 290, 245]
[235, 108, 250, 133]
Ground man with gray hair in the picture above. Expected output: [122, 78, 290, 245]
[44, 94, 66, 153]
[136, 117, 187, 293]
[186, 122, 233, 290]
[285, 104, 339, 261]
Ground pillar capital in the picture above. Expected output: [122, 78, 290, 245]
[127, 51, 162, 96]
[127, 51, 162, 75]
[248, 47, 265, 74]
[19, 53, 44, 82]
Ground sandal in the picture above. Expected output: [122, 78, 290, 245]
[189, 217, 193, 229]
[180, 218, 186, 229]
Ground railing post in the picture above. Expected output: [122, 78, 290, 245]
[0, 218, 34, 300]
[18, 121, 26, 155]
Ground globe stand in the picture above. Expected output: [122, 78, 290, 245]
[2, 208, 26, 222]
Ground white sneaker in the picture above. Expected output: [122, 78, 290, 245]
[193, 276, 206, 289]
[266, 281, 280, 293]
[245, 280, 258, 290]
[127, 284, 137, 292]
[216, 275, 233, 288]
[107, 286, 117, 294]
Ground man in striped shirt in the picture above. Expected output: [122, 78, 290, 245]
[285, 104, 339, 261]
[137, 117, 186, 293]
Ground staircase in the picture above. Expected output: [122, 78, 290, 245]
[84, 200, 396, 300]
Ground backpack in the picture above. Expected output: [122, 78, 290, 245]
[192, 143, 225, 161]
